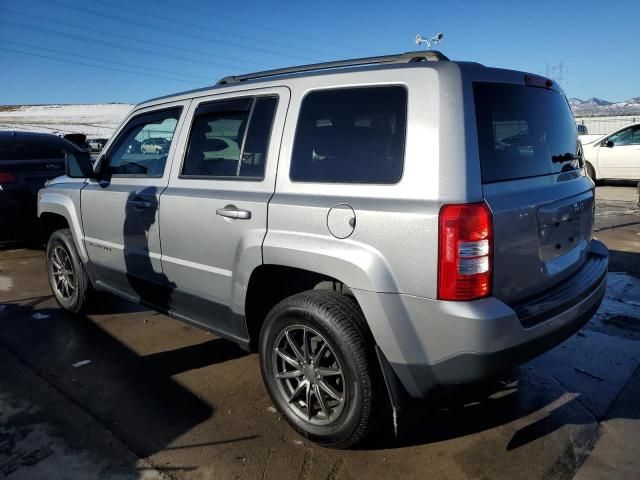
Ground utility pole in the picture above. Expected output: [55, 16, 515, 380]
[545, 61, 565, 87]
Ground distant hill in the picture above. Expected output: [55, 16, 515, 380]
[0, 103, 134, 137]
[570, 97, 640, 116]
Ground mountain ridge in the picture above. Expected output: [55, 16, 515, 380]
[570, 97, 640, 116]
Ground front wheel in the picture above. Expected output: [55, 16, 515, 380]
[46, 229, 93, 313]
[259, 290, 384, 449]
[586, 163, 598, 183]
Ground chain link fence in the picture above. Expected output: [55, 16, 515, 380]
[574, 115, 638, 136]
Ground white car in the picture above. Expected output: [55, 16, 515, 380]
[582, 123, 640, 181]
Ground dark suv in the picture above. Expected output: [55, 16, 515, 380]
[1, 131, 81, 240]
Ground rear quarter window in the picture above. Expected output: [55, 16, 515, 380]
[290, 86, 407, 184]
[474, 83, 580, 183]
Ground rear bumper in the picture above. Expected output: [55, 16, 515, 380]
[359, 239, 608, 399]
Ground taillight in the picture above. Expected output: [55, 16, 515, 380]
[0, 172, 17, 183]
[438, 202, 492, 301]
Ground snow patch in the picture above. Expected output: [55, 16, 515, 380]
[0, 275, 13, 292]
[0, 103, 133, 137]
[594, 273, 640, 322]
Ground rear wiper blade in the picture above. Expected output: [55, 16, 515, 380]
[551, 152, 579, 163]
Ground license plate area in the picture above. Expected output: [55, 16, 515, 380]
[537, 192, 594, 263]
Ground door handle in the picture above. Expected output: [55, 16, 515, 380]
[216, 205, 251, 220]
[127, 198, 152, 209]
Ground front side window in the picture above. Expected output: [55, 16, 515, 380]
[290, 86, 407, 184]
[608, 125, 640, 146]
[105, 107, 181, 177]
[182, 96, 278, 178]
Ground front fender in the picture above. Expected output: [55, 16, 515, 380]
[38, 185, 87, 263]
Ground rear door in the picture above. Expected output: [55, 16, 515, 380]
[81, 103, 188, 309]
[473, 81, 595, 303]
[159, 87, 288, 339]
[597, 124, 640, 179]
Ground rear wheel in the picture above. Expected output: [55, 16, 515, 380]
[259, 290, 384, 449]
[46, 229, 93, 313]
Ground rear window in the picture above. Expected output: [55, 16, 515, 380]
[0, 134, 76, 161]
[290, 86, 407, 184]
[474, 83, 580, 183]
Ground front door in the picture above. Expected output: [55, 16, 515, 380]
[159, 88, 288, 339]
[81, 103, 187, 310]
[597, 124, 640, 179]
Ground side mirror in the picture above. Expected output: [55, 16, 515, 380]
[65, 151, 95, 179]
[602, 140, 614, 148]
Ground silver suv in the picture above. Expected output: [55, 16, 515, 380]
[38, 51, 608, 448]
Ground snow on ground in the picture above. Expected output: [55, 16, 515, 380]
[588, 272, 640, 340]
[0, 104, 134, 138]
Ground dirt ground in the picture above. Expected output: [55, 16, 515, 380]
[0, 184, 639, 480]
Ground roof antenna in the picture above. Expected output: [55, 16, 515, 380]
[415, 32, 443, 49]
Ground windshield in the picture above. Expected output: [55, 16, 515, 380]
[474, 82, 581, 183]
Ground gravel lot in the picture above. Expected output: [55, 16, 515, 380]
[0, 184, 638, 480]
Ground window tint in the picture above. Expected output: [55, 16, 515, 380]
[182, 96, 278, 178]
[105, 108, 181, 177]
[474, 83, 580, 183]
[0, 134, 76, 161]
[608, 125, 640, 146]
[240, 97, 278, 177]
[290, 87, 407, 183]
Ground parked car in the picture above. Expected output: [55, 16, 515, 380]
[0, 131, 80, 240]
[577, 123, 588, 135]
[140, 137, 170, 155]
[38, 51, 608, 448]
[88, 138, 109, 152]
[582, 122, 640, 181]
[62, 133, 91, 152]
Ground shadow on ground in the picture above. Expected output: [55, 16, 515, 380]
[0, 296, 251, 463]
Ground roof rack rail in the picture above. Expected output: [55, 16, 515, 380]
[216, 50, 449, 86]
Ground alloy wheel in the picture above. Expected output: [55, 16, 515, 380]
[50, 246, 76, 301]
[272, 325, 346, 425]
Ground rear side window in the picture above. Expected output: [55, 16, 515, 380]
[474, 83, 580, 183]
[290, 86, 407, 183]
[0, 134, 75, 161]
[182, 96, 278, 179]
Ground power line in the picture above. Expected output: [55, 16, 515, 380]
[0, 46, 205, 85]
[97, 0, 331, 58]
[0, 7, 274, 69]
[39, 0, 322, 63]
[1, 40, 213, 82]
[0, 20, 245, 73]
[152, 0, 369, 54]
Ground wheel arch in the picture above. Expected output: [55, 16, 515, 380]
[38, 189, 88, 262]
[244, 264, 370, 351]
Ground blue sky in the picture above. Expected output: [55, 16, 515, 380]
[0, 0, 638, 104]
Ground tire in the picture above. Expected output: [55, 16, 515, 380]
[140, 146, 146, 154]
[586, 163, 597, 183]
[259, 290, 385, 449]
[46, 229, 93, 313]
